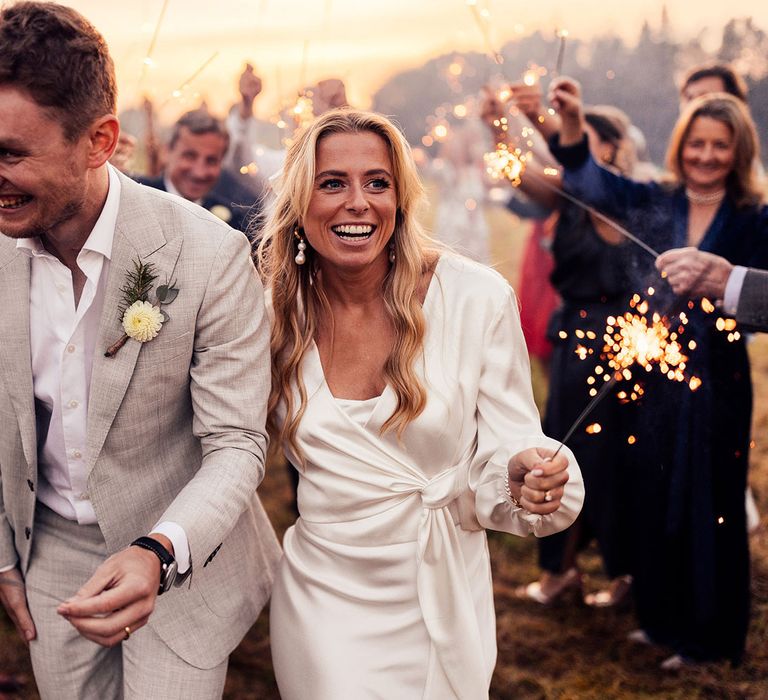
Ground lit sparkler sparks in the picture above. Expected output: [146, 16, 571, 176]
[291, 91, 315, 131]
[550, 291, 702, 458]
[484, 142, 528, 186]
[601, 299, 691, 386]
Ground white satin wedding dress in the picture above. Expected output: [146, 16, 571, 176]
[270, 254, 584, 699]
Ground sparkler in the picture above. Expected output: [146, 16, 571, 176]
[139, 0, 170, 85]
[160, 51, 220, 107]
[553, 29, 569, 77]
[550, 292, 701, 458]
[466, 0, 503, 65]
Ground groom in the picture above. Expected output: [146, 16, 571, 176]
[0, 3, 280, 698]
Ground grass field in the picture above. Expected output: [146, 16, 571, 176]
[2, 198, 767, 699]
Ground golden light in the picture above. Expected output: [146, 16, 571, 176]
[586, 423, 602, 434]
[453, 104, 468, 118]
[689, 376, 702, 391]
[627, 435, 637, 445]
[558, 331, 568, 339]
[523, 69, 538, 86]
[433, 123, 449, 140]
[448, 61, 463, 77]
[716, 317, 737, 332]
[701, 298, 716, 313]
[484, 143, 527, 186]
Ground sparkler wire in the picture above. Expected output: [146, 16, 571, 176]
[550, 374, 617, 459]
[527, 169, 661, 259]
[554, 33, 567, 77]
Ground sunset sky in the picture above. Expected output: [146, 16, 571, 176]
[60, 0, 768, 122]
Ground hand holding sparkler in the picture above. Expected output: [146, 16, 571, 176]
[655, 247, 734, 300]
[507, 448, 570, 513]
[548, 76, 585, 146]
[479, 86, 508, 142]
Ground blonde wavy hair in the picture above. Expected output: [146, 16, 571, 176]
[256, 109, 437, 460]
[665, 93, 763, 208]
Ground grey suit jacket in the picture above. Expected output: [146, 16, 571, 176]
[0, 172, 281, 668]
[737, 268, 768, 332]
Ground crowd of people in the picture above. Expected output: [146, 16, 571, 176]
[0, 2, 766, 699]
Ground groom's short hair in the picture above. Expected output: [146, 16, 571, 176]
[0, 1, 117, 141]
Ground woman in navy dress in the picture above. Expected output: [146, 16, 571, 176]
[549, 77, 768, 666]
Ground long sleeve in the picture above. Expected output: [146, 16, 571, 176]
[156, 229, 271, 570]
[550, 133, 658, 221]
[736, 267, 768, 331]
[469, 285, 584, 536]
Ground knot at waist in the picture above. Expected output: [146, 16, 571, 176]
[419, 464, 464, 510]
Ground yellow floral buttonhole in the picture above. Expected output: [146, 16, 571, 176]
[122, 300, 164, 342]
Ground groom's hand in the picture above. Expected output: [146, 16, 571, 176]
[56, 537, 170, 647]
[0, 567, 36, 644]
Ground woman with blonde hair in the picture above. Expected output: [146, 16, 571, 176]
[549, 79, 768, 667]
[257, 108, 584, 698]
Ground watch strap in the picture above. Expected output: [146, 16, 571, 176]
[131, 536, 174, 567]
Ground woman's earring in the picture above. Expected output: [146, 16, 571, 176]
[294, 228, 307, 265]
[388, 240, 396, 264]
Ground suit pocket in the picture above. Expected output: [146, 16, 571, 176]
[135, 330, 193, 367]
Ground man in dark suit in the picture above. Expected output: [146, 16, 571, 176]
[138, 110, 262, 234]
[657, 247, 768, 332]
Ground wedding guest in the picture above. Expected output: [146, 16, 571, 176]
[224, 64, 286, 183]
[679, 62, 748, 107]
[0, 4, 279, 697]
[138, 109, 263, 233]
[257, 108, 584, 699]
[482, 89, 639, 608]
[549, 76, 768, 667]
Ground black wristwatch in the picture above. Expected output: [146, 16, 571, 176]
[131, 536, 178, 595]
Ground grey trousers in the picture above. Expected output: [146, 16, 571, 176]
[25, 504, 228, 700]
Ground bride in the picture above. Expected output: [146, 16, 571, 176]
[257, 108, 584, 699]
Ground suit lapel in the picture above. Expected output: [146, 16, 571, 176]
[0, 244, 37, 471]
[86, 174, 183, 474]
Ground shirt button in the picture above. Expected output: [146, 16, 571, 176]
[71, 449, 82, 459]
[78, 492, 89, 500]
[66, 345, 76, 353]
[68, 400, 79, 409]
[57, 285, 67, 294]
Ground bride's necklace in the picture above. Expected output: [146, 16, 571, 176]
[685, 188, 726, 206]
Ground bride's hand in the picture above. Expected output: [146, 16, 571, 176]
[507, 447, 569, 514]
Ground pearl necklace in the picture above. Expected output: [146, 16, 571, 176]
[685, 188, 726, 206]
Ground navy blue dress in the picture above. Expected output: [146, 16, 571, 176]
[539, 204, 635, 579]
[552, 135, 768, 662]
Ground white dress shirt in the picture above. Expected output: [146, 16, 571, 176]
[10, 165, 189, 574]
[723, 265, 748, 316]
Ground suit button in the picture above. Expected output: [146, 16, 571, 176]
[27, 479, 34, 492]
[25, 527, 31, 539]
